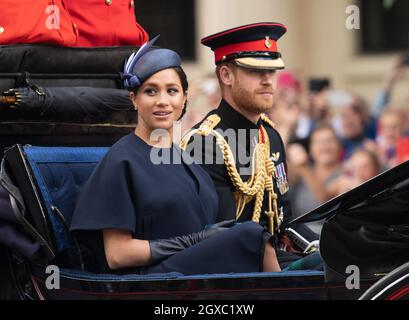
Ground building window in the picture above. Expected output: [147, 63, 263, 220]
[135, 0, 196, 61]
[361, 0, 409, 53]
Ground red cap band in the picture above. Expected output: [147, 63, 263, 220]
[214, 38, 278, 63]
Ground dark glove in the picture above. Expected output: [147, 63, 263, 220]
[149, 219, 236, 264]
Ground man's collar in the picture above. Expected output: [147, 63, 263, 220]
[217, 99, 261, 130]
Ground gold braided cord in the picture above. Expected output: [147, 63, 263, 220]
[235, 194, 248, 217]
[252, 189, 264, 224]
[258, 119, 281, 233]
[180, 114, 281, 235]
[260, 113, 276, 129]
[181, 126, 266, 198]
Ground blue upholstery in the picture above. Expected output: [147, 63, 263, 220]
[24, 146, 109, 252]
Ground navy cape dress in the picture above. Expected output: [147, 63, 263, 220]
[70, 133, 268, 275]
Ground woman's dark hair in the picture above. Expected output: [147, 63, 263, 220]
[132, 66, 189, 120]
[174, 66, 189, 120]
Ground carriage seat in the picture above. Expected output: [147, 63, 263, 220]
[5, 145, 323, 277]
[5, 145, 109, 268]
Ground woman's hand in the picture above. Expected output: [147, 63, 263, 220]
[149, 220, 236, 264]
[104, 221, 236, 269]
[203, 219, 236, 237]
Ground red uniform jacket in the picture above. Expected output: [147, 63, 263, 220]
[0, 0, 148, 47]
[64, 0, 149, 47]
[0, 0, 78, 46]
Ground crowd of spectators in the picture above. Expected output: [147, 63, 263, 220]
[274, 54, 409, 230]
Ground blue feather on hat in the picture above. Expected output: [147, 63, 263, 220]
[123, 35, 160, 89]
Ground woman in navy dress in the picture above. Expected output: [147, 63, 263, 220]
[70, 37, 281, 275]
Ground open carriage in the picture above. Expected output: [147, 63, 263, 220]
[1, 45, 409, 300]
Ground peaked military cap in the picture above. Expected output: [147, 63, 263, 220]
[201, 22, 287, 70]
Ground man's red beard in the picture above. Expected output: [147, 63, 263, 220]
[232, 85, 275, 116]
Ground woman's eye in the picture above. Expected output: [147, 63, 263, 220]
[144, 88, 157, 95]
[168, 88, 179, 94]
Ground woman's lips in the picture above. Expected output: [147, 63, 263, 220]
[153, 111, 172, 119]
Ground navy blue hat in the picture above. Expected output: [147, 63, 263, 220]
[122, 35, 182, 90]
[201, 22, 287, 70]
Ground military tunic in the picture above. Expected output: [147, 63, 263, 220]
[187, 100, 292, 227]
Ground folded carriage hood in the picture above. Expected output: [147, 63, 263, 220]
[289, 159, 409, 225]
[290, 160, 409, 281]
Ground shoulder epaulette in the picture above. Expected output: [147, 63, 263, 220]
[197, 114, 221, 136]
[179, 114, 221, 149]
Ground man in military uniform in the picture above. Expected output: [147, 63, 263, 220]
[181, 23, 318, 266]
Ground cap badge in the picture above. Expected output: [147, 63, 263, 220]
[265, 36, 272, 49]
